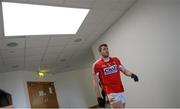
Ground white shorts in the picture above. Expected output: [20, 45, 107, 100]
[107, 92, 126, 104]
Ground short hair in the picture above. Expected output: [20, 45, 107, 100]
[98, 43, 108, 52]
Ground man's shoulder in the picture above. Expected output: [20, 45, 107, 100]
[111, 57, 122, 65]
[111, 57, 120, 60]
[93, 58, 102, 66]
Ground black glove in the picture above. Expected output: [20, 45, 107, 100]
[97, 97, 105, 107]
[101, 90, 106, 100]
[131, 73, 139, 82]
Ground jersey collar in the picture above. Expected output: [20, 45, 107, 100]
[101, 57, 111, 62]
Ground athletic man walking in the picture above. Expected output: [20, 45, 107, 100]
[92, 44, 139, 108]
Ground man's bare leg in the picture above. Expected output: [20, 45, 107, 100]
[110, 101, 125, 109]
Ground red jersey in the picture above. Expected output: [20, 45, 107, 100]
[93, 57, 124, 94]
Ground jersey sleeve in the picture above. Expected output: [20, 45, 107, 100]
[114, 57, 122, 65]
[92, 63, 99, 75]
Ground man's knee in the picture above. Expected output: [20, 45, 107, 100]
[111, 102, 125, 108]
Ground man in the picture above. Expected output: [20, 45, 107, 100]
[92, 44, 139, 108]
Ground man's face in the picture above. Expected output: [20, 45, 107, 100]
[99, 46, 109, 58]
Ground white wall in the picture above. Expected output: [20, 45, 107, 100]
[0, 71, 28, 108]
[0, 70, 56, 108]
[53, 50, 97, 108]
[92, 0, 180, 108]
[0, 51, 96, 108]
[0, 69, 96, 108]
[178, 2, 180, 104]
[54, 67, 96, 108]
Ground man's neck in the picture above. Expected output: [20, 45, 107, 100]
[102, 57, 110, 62]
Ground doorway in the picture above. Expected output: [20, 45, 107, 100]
[27, 81, 59, 108]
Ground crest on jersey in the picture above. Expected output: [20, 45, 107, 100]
[112, 61, 116, 65]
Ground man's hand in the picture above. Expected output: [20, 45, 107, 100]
[97, 97, 105, 107]
[131, 73, 139, 82]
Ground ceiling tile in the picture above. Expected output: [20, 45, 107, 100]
[24, 66, 39, 71]
[54, 62, 69, 69]
[0, 67, 8, 73]
[41, 53, 60, 68]
[45, 46, 64, 54]
[63, 41, 82, 53]
[1, 37, 25, 49]
[25, 60, 40, 66]
[48, 35, 71, 47]
[92, 0, 133, 10]
[43, 53, 59, 62]
[6, 62, 24, 71]
[4, 56, 24, 61]
[25, 60, 40, 67]
[27, 0, 65, 6]
[76, 9, 108, 37]
[56, 52, 72, 63]
[40, 63, 55, 69]
[0, 58, 4, 66]
[1, 48, 24, 58]
[82, 35, 101, 47]
[42, 60, 56, 67]
[2, 0, 28, 3]
[65, 0, 95, 1]
[67, 35, 87, 45]
[25, 47, 46, 57]
[4, 57, 24, 65]
[0, 39, 3, 49]
[72, 49, 89, 57]
[55, 62, 68, 68]
[63, 0, 95, 8]
[25, 55, 42, 62]
[26, 36, 50, 48]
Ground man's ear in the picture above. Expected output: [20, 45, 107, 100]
[99, 51, 102, 55]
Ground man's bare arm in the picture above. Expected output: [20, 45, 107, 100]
[92, 72, 106, 107]
[120, 65, 139, 82]
[92, 72, 101, 98]
[120, 65, 133, 77]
